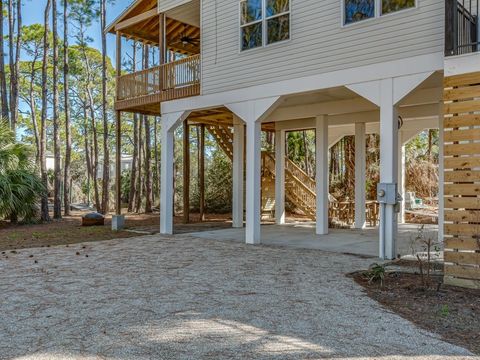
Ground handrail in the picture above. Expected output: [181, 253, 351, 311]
[285, 157, 316, 194]
[116, 54, 201, 101]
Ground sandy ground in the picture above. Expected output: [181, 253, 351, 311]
[0, 234, 476, 360]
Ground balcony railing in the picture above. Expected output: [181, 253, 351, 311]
[115, 54, 201, 111]
[446, 0, 479, 56]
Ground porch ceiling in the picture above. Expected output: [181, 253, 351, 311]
[187, 108, 275, 131]
[107, 0, 200, 55]
[279, 87, 361, 108]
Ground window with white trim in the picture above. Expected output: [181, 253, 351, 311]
[343, 0, 415, 25]
[240, 0, 290, 51]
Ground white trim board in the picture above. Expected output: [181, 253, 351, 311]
[445, 52, 480, 77]
[161, 52, 444, 114]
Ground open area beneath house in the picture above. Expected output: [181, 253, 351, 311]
[189, 222, 439, 258]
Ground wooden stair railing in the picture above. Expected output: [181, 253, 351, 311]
[262, 152, 317, 219]
[205, 125, 234, 159]
[206, 126, 379, 224]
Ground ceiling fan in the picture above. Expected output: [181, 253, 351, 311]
[170, 27, 200, 47]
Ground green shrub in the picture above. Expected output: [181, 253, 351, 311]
[0, 121, 45, 223]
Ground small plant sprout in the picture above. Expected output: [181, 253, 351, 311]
[364, 263, 386, 286]
[440, 304, 450, 317]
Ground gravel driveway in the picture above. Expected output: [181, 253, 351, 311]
[0, 234, 475, 359]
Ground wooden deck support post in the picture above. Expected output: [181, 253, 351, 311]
[115, 31, 122, 216]
[112, 31, 124, 230]
[159, 13, 166, 62]
[183, 119, 190, 223]
[199, 124, 205, 221]
[159, 13, 165, 86]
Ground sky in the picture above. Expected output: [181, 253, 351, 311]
[22, 0, 132, 61]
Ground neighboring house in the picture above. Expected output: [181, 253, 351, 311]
[108, 0, 480, 287]
[46, 152, 61, 172]
[97, 155, 134, 179]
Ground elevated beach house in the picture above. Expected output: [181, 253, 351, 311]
[107, 0, 480, 288]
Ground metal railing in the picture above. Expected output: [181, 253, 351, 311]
[445, 0, 479, 56]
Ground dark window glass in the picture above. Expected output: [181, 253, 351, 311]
[241, 0, 262, 24]
[241, 22, 263, 50]
[382, 0, 415, 14]
[344, 0, 375, 24]
[267, 14, 290, 44]
[266, 0, 289, 17]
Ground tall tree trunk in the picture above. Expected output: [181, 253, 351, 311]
[8, 0, 20, 131]
[0, 0, 9, 120]
[29, 61, 40, 165]
[78, 24, 100, 212]
[84, 110, 92, 206]
[128, 113, 139, 212]
[88, 100, 100, 211]
[52, 0, 62, 219]
[302, 130, 309, 176]
[63, 0, 72, 215]
[100, 0, 110, 214]
[153, 116, 159, 205]
[8, 0, 14, 129]
[40, 0, 52, 222]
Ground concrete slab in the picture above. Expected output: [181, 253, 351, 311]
[189, 222, 438, 258]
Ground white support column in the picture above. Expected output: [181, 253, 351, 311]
[315, 115, 329, 235]
[379, 78, 399, 260]
[354, 122, 366, 229]
[232, 116, 245, 228]
[398, 133, 406, 224]
[160, 111, 189, 235]
[275, 129, 286, 225]
[226, 96, 281, 245]
[245, 121, 262, 244]
[438, 103, 444, 243]
[160, 125, 175, 234]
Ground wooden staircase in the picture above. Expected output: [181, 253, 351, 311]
[206, 124, 317, 220]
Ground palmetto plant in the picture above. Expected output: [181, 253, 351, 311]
[0, 121, 45, 223]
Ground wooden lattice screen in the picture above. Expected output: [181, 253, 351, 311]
[443, 71, 480, 289]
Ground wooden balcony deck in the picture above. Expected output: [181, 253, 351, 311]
[115, 54, 200, 115]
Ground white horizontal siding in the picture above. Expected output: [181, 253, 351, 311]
[159, 0, 191, 12]
[200, 0, 444, 95]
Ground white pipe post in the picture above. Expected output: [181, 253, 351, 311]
[438, 103, 444, 243]
[379, 78, 399, 260]
[398, 131, 406, 224]
[275, 129, 286, 225]
[160, 126, 175, 234]
[316, 115, 329, 235]
[246, 120, 262, 244]
[232, 117, 245, 228]
[354, 122, 366, 229]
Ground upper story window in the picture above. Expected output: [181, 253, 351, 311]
[344, 0, 415, 25]
[240, 0, 290, 51]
